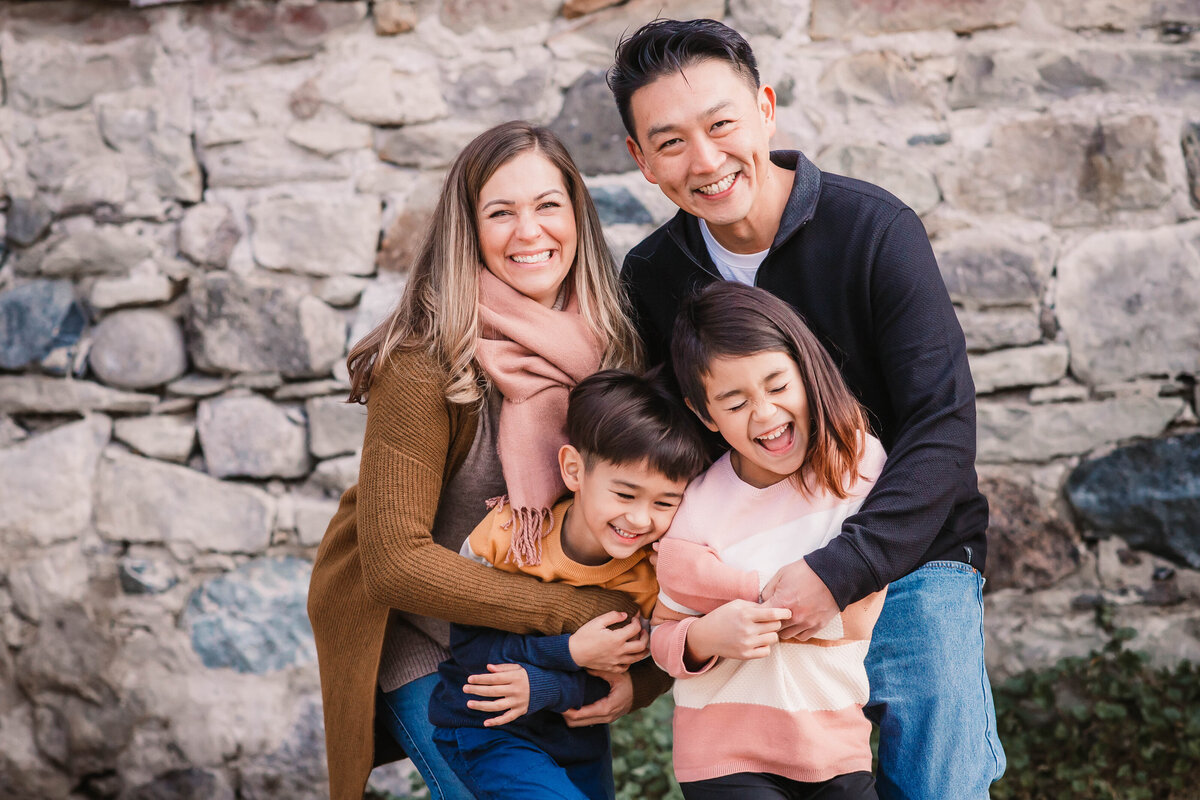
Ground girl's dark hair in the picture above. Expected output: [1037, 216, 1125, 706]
[607, 18, 760, 141]
[566, 368, 708, 483]
[671, 282, 869, 498]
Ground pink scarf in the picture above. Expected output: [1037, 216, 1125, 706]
[475, 269, 603, 565]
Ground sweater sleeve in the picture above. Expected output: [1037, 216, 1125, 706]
[805, 209, 979, 607]
[355, 351, 640, 636]
[655, 538, 760, 612]
[449, 625, 592, 715]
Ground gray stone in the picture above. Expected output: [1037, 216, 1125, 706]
[127, 768, 235, 800]
[197, 395, 311, 479]
[589, 186, 653, 226]
[96, 450, 275, 553]
[306, 396, 367, 459]
[93, 88, 203, 206]
[274, 379, 352, 401]
[375, 119, 489, 169]
[292, 495, 340, 547]
[819, 51, 933, 109]
[89, 309, 188, 390]
[727, 0, 810, 36]
[248, 196, 381, 277]
[231, 372, 284, 391]
[980, 475, 1079, 591]
[977, 396, 1184, 463]
[969, 344, 1070, 395]
[89, 262, 175, 310]
[183, 557, 316, 674]
[285, 117, 373, 157]
[0, 416, 110, 548]
[113, 415, 196, 463]
[815, 145, 941, 216]
[0, 376, 156, 415]
[811, 0, 1024, 38]
[374, 0, 419, 34]
[3, 32, 157, 116]
[1038, 0, 1200, 31]
[200, 138, 354, 189]
[238, 698, 327, 800]
[935, 233, 1040, 309]
[547, 0, 724, 60]
[1066, 433, 1200, 569]
[1184, 122, 1200, 210]
[950, 115, 1172, 227]
[1056, 223, 1200, 385]
[550, 71, 634, 176]
[562, 0, 624, 19]
[117, 557, 179, 596]
[188, 273, 346, 379]
[0, 705, 74, 800]
[439, 0, 559, 32]
[7, 544, 92, 626]
[447, 59, 552, 123]
[31, 684, 138, 778]
[15, 224, 155, 278]
[178, 203, 240, 269]
[1029, 384, 1090, 404]
[5, 196, 54, 247]
[167, 375, 231, 398]
[313, 276, 368, 308]
[321, 59, 448, 127]
[0, 416, 28, 448]
[14, 603, 117, 705]
[198, 2, 367, 70]
[0, 280, 86, 370]
[308, 454, 360, 497]
[348, 274, 407, 348]
[377, 192, 437, 274]
[957, 308, 1043, 352]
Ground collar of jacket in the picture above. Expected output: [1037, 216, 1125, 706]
[661, 149, 823, 277]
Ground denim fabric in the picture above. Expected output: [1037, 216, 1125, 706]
[379, 675, 474, 800]
[433, 725, 615, 800]
[864, 561, 1006, 800]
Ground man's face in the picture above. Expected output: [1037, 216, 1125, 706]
[625, 58, 777, 233]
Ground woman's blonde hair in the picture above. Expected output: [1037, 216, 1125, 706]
[346, 121, 642, 405]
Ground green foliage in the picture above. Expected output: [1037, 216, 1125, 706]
[991, 611, 1200, 800]
[611, 694, 684, 800]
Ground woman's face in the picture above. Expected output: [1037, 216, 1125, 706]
[476, 150, 578, 308]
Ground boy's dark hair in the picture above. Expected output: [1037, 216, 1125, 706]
[671, 282, 869, 499]
[607, 18, 760, 141]
[567, 368, 708, 483]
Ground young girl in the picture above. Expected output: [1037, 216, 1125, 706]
[650, 282, 888, 800]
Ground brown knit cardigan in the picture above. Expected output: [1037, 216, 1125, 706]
[307, 348, 670, 800]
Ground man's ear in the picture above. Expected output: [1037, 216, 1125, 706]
[626, 136, 658, 185]
[758, 84, 778, 138]
[684, 398, 720, 433]
[559, 444, 585, 491]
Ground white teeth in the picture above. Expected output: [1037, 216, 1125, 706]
[756, 423, 789, 442]
[510, 250, 552, 263]
[696, 173, 737, 195]
[611, 525, 641, 540]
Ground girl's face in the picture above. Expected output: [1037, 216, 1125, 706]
[695, 349, 810, 489]
[476, 150, 578, 308]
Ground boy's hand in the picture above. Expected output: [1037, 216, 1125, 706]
[568, 611, 649, 672]
[463, 663, 529, 727]
[761, 559, 839, 640]
[684, 599, 791, 664]
[562, 668, 633, 727]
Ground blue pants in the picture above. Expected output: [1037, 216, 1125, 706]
[433, 725, 616, 800]
[864, 561, 1007, 800]
[379, 675, 474, 800]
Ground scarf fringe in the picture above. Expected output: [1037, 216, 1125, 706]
[488, 496, 552, 567]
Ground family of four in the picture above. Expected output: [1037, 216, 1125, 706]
[308, 18, 1006, 800]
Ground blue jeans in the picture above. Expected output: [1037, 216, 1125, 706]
[433, 725, 615, 800]
[379, 675, 474, 800]
[863, 561, 1006, 800]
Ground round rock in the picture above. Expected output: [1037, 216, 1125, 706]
[88, 309, 188, 390]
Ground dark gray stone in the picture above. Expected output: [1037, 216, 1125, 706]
[238, 699, 327, 800]
[14, 603, 116, 705]
[5, 197, 54, 247]
[980, 475, 1079, 591]
[1066, 433, 1200, 569]
[589, 186, 652, 226]
[936, 235, 1040, 309]
[0, 280, 85, 370]
[1185, 122, 1200, 209]
[183, 557, 316, 674]
[549, 71, 633, 176]
[117, 558, 178, 595]
[907, 132, 950, 146]
[128, 768, 234, 800]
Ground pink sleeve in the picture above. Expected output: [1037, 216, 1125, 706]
[656, 538, 760, 613]
[649, 617, 719, 679]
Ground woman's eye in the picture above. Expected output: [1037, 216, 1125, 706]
[769, 384, 788, 394]
[487, 209, 511, 219]
[539, 202, 560, 210]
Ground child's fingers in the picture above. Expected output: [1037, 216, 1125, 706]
[593, 610, 629, 629]
[466, 696, 516, 713]
[466, 672, 518, 686]
[751, 606, 792, 623]
[483, 707, 523, 727]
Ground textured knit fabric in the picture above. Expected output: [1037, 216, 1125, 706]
[650, 436, 888, 784]
[621, 150, 988, 609]
[306, 348, 669, 800]
[377, 390, 505, 693]
[429, 497, 658, 764]
[476, 269, 604, 566]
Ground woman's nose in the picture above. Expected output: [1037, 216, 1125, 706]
[515, 212, 540, 241]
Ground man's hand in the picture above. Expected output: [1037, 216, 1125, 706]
[684, 599, 791, 665]
[761, 558, 840, 640]
[568, 611, 649, 673]
[561, 668, 633, 727]
[463, 663, 529, 727]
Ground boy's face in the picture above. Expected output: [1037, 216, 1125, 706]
[625, 58, 777, 235]
[692, 350, 810, 489]
[559, 448, 688, 564]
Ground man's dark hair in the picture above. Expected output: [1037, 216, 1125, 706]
[567, 368, 708, 483]
[608, 18, 761, 141]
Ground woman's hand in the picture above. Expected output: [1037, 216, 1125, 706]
[562, 668, 633, 727]
[684, 599, 791, 665]
[568, 611, 649, 672]
[463, 663, 529, 727]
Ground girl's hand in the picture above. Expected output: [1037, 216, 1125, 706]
[684, 599, 791, 664]
[761, 559, 839, 640]
[562, 668, 634, 727]
[463, 663, 529, 726]
[568, 611, 649, 672]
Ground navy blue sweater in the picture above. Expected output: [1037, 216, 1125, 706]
[621, 151, 989, 609]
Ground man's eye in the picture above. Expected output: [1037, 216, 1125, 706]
[712, 119, 731, 130]
[727, 401, 746, 412]
[658, 138, 682, 151]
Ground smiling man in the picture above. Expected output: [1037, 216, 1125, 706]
[608, 18, 1006, 800]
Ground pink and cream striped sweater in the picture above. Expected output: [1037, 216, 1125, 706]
[650, 435, 888, 784]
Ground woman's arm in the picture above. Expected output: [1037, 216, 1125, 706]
[355, 351, 638, 635]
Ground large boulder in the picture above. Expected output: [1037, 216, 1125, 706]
[549, 71, 634, 176]
[248, 196, 380, 277]
[197, 394, 311, 479]
[88, 310, 188, 390]
[980, 474, 1079, 591]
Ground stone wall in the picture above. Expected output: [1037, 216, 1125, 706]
[1, 0, 1198, 797]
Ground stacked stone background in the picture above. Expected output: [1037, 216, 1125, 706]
[0, 0, 1198, 796]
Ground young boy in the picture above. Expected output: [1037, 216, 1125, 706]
[427, 369, 708, 800]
